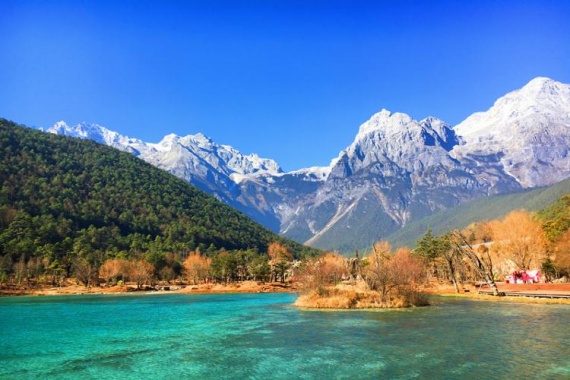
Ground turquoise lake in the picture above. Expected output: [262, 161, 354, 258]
[1, 292, 569, 379]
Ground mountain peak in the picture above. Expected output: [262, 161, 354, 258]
[45, 121, 132, 147]
[36, 76, 570, 252]
[523, 76, 555, 89]
[53, 120, 69, 129]
[355, 109, 414, 140]
[188, 132, 212, 144]
[516, 76, 569, 101]
[453, 77, 570, 187]
[455, 77, 570, 138]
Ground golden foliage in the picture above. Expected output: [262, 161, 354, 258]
[184, 252, 211, 285]
[492, 210, 548, 270]
[99, 259, 130, 284]
[297, 241, 429, 309]
[267, 242, 292, 262]
[294, 282, 428, 309]
[296, 252, 348, 292]
[129, 259, 154, 288]
[364, 245, 427, 299]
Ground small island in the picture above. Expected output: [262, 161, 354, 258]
[294, 246, 429, 309]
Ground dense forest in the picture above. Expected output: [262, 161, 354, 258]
[0, 118, 319, 286]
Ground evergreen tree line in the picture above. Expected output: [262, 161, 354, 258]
[0, 119, 319, 287]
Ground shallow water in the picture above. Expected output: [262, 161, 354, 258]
[1, 293, 569, 379]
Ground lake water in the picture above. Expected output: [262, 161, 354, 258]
[1, 292, 569, 379]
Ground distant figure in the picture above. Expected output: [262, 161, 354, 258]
[522, 271, 530, 284]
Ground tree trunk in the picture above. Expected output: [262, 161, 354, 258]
[452, 231, 503, 297]
[447, 257, 460, 294]
[482, 270, 501, 296]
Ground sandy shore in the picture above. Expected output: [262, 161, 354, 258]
[3, 281, 570, 305]
[0, 280, 295, 297]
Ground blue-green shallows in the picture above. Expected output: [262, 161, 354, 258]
[1, 293, 569, 379]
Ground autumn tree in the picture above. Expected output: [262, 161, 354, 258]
[297, 252, 348, 292]
[363, 241, 428, 304]
[129, 259, 154, 289]
[363, 241, 394, 301]
[267, 242, 293, 283]
[319, 252, 348, 285]
[450, 231, 502, 296]
[99, 258, 130, 285]
[184, 252, 211, 285]
[389, 247, 428, 304]
[492, 210, 548, 271]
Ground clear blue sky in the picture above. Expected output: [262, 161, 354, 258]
[1, 0, 569, 171]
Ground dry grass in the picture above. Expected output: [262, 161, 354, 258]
[294, 282, 428, 309]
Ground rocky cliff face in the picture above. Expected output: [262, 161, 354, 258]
[246, 109, 520, 251]
[43, 77, 570, 251]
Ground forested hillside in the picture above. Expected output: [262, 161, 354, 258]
[538, 195, 570, 241]
[0, 119, 317, 283]
[386, 178, 570, 249]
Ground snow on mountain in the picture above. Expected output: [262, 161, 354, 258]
[453, 77, 570, 187]
[455, 77, 570, 139]
[43, 120, 287, 231]
[289, 166, 331, 181]
[45, 121, 139, 146]
[40, 76, 570, 251]
[330, 110, 460, 179]
[286, 109, 481, 251]
[45, 122, 282, 178]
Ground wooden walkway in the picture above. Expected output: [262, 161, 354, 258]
[478, 289, 570, 299]
[477, 283, 570, 299]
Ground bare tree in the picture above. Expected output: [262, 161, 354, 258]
[363, 241, 395, 301]
[451, 231, 502, 296]
[129, 259, 154, 289]
[73, 257, 97, 287]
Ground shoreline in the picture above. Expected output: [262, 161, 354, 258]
[3, 281, 570, 305]
[423, 282, 570, 305]
[0, 280, 296, 298]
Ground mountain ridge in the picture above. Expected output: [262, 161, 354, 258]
[1, 118, 317, 261]
[40, 76, 570, 252]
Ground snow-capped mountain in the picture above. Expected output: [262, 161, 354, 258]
[270, 109, 515, 251]
[43, 121, 286, 230]
[42, 77, 570, 251]
[453, 77, 570, 188]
